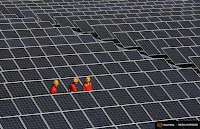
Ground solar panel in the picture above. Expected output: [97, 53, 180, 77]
[0, 0, 200, 128]
[104, 107, 132, 125]
[21, 115, 48, 129]
[0, 100, 19, 117]
[128, 87, 153, 103]
[73, 92, 98, 109]
[92, 90, 117, 107]
[85, 108, 112, 127]
[34, 96, 59, 112]
[161, 101, 189, 118]
[14, 98, 40, 115]
[142, 103, 170, 120]
[179, 82, 200, 98]
[0, 117, 25, 129]
[180, 99, 200, 116]
[64, 111, 92, 129]
[43, 113, 71, 129]
[123, 105, 151, 122]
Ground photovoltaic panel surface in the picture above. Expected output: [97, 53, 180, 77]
[0, 0, 200, 128]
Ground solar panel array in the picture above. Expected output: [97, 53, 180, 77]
[0, 0, 200, 129]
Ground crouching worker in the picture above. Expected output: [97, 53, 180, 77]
[83, 77, 93, 91]
[68, 78, 78, 92]
[50, 80, 59, 94]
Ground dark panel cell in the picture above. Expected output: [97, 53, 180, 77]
[124, 105, 151, 122]
[130, 72, 153, 86]
[146, 71, 170, 84]
[45, 28, 61, 36]
[97, 75, 120, 89]
[94, 53, 114, 63]
[6, 82, 30, 97]
[88, 64, 109, 75]
[162, 70, 186, 83]
[0, 59, 18, 70]
[180, 99, 200, 116]
[72, 65, 92, 76]
[105, 107, 132, 125]
[58, 27, 74, 35]
[73, 92, 98, 109]
[162, 84, 187, 100]
[100, 42, 118, 51]
[0, 100, 19, 117]
[104, 63, 125, 74]
[138, 122, 155, 129]
[42, 46, 60, 56]
[15, 58, 35, 69]
[179, 83, 200, 98]
[110, 89, 135, 105]
[0, 49, 13, 59]
[79, 54, 99, 64]
[178, 69, 200, 81]
[31, 29, 47, 37]
[163, 48, 187, 64]
[38, 68, 59, 79]
[43, 113, 70, 129]
[51, 36, 68, 45]
[86, 43, 104, 52]
[151, 59, 171, 70]
[0, 117, 25, 129]
[79, 35, 96, 43]
[16, 30, 33, 38]
[161, 101, 189, 118]
[2, 31, 19, 39]
[0, 40, 8, 48]
[21, 69, 41, 81]
[145, 86, 170, 101]
[11, 48, 29, 58]
[85, 108, 112, 127]
[14, 98, 39, 115]
[3, 71, 24, 82]
[36, 37, 54, 45]
[6, 39, 24, 47]
[64, 55, 83, 65]
[22, 115, 48, 129]
[143, 103, 170, 120]
[92, 90, 117, 107]
[32, 57, 51, 68]
[136, 60, 156, 71]
[120, 62, 140, 73]
[48, 56, 67, 66]
[25, 81, 49, 96]
[65, 36, 82, 44]
[114, 74, 136, 87]
[137, 40, 160, 55]
[128, 32, 144, 41]
[0, 84, 10, 99]
[34, 96, 59, 112]
[64, 111, 92, 129]
[37, 14, 54, 24]
[54, 94, 79, 110]
[55, 17, 73, 27]
[141, 31, 157, 39]
[26, 47, 45, 57]
[117, 124, 138, 129]
[114, 32, 136, 47]
[55, 67, 76, 78]
[109, 52, 128, 61]
[128, 87, 153, 103]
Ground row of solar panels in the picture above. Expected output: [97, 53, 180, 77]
[1, 84, 200, 128]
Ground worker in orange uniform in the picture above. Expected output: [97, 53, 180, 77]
[50, 80, 59, 94]
[68, 78, 78, 92]
[83, 77, 93, 91]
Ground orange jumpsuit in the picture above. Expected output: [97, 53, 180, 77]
[68, 83, 77, 92]
[83, 82, 93, 91]
[50, 85, 57, 94]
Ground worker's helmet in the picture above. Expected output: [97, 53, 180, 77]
[54, 80, 59, 85]
[73, 78, 78, 83]
[85, 77, 91, 82]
